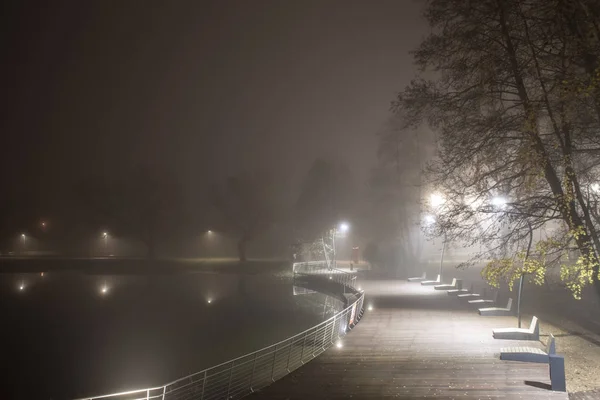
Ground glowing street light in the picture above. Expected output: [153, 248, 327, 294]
[207, 230, 213, 234]
[100, 282, 109, 295]
[207, 299, 212, 304]
[424, 214, 436, 225]
[20, 233, 27, 254]
[367, 305, 373, 311]
[19, 283, 25, 291]
[336, 341, 343, 349]
[491, 196, 507, 208]
[102, 232, 109, 255]
[430, 193, 445, 208]
[339, 222, 350, 233]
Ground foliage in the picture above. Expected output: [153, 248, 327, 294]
[395, 0, 600, 297]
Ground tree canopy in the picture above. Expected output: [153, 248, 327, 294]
[396, 0, 600, 297]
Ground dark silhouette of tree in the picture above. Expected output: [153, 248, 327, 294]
[295, 159, 355, 242]
[209, 174, 277, 262]
[76, 167, 179, 258]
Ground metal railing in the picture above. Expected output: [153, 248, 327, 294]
[77, 264, 364, 400]
[292, 261, 358, 293]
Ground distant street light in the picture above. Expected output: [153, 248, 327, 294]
[424, 214, 436, 225]
[102, 232, 109, 255]
[19, 282, 25, 291]
[339, 222, 349, 233]
[20, 233, 27, 254]
[207, 230, 213, 234]
[491, 196, 507, 208]
[430, 193, 445, 208]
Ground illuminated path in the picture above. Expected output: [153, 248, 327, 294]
[251, 280, 568, 399]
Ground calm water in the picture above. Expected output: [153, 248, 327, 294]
[0, 267, 343, 400]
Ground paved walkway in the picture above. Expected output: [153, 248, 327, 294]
[251, 279, 568, 399]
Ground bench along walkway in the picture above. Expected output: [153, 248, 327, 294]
[251, 280, 567, 399]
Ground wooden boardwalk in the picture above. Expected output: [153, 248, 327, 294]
[251, 280, 569, 399]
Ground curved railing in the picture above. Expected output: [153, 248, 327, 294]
[77, 263, 364, 400]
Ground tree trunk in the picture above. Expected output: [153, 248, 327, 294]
[237, 237, 248, 262]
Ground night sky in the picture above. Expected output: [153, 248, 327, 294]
[1, 1, 426, 204]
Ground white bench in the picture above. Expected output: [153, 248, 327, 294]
[468, 290, 498, 304]
[500, 334, 555, 363]
[459, 286, 487, 299]
[434, 278, 460, 290]
[408, 272, 426, 282]
[421, 274, 441, 286]
[493, 316, 539, 340]
[478, 297, 513, 316]
[448, 282, 472, 296]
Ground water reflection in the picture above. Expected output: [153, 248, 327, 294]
[1, 268, 343, 400]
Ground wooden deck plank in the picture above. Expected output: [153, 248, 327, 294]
[251, 280, 569, 399]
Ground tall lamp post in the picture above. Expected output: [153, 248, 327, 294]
[491, 196, 532, 328]
[21, 233, 27, 254]
[428, 193, 447, 280]
[330, 222, 350, 270]
[424, 214, 446, 281]
[102, 232, 109, 256]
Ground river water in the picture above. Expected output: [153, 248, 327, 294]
[0, 266, 343, 400]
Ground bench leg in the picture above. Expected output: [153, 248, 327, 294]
[549, 354, 566, 392]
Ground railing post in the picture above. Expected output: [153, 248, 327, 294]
[146, 389, 150, 400]
[200, 369, 207, 400]
[270, 348, 277, 381]
[300, 331, 308, 363]
[285, 340, 293, 372]
[330, 316, 337, 344]
[162, 385, 166, 400]
[250, 353, 258, 392]
[226, 361, 235, 398]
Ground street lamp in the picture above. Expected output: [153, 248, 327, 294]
[430, 193, 445, 208]
[490, 196, 530, 328]
[331, 222, 350, 269]
[102, 232, 109, 255]
[423, 213, 446, 281]
[20, 233, 26, 254]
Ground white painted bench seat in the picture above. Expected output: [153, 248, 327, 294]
[421, 274, 441, 286]
[408, 272, 426, 282]
[493, 316, 539, 340]
[500, 334, 555, 363]
[479, 298, 513, 316]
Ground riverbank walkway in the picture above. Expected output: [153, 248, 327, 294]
[251, 279, 568, 399]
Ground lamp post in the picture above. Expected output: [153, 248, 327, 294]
[428, 193, 447, 280]
[491, 196, 531, 328]
[21, 233, 26, 254]
[102, 232, 108, 256]
[331, 222, 349, 270]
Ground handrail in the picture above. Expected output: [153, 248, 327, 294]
[76, 263, 364, 400]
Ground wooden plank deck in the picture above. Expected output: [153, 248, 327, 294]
[251, 280, 569, 399]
